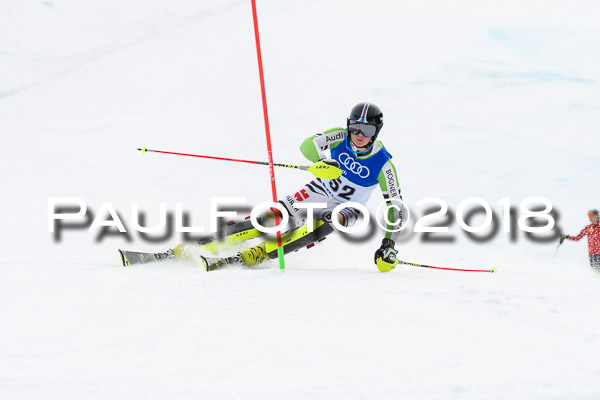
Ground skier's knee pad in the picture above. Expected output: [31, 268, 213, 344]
[318, 207, 361, 228]
[251, 201, 299, 231]
[261, 202, 294, 226]
[336, 207, 361, 228]
[220, 206, 283, 237]
[217, 202, 296, 238]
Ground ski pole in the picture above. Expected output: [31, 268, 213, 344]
[553, 236, 566, 258]
[400, 260, 496, 273]
[137, 147, 341, 179]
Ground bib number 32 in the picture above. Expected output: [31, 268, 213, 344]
[329, 178, 356, 201]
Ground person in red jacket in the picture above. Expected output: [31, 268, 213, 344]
[560, 209, 600, 271]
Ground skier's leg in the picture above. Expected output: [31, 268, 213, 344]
[236, 203, 363, 267]
[170, 206, 283, 258]
[174, 179, 332, 258]
[590, 254, 600, 273]
[237, 218, 334, 266]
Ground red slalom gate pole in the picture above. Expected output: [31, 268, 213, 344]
[400, 261, 496, 273]
[251, 0, 285, 270]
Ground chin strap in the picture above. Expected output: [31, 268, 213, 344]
[345, 133, 377, 156]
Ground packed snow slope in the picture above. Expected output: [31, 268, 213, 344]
[1, 1, 599, 399]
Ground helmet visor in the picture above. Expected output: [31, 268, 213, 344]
[348, 122, 377, 138]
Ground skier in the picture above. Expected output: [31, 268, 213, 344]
[559, 210, 600, 272]
[120, 102, 404, 272]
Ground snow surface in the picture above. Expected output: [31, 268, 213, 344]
[1, 1, 600, 399]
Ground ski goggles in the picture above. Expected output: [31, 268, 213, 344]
[588, 210, 599, 217]
[348, 122, 378, 138]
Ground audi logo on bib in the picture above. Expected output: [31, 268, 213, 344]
[339, 153, 370, 178]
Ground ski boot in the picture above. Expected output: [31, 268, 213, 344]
[201, 243, 271, 271]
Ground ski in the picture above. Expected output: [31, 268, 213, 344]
[118, 249, 173, 267]
[118, 249, 237, 272]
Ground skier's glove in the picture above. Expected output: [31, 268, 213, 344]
[374, 238, 398, 273]
[319, 158, 340, 168]
[559, 234, 570, 244]
[308, 158, 342, 179]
